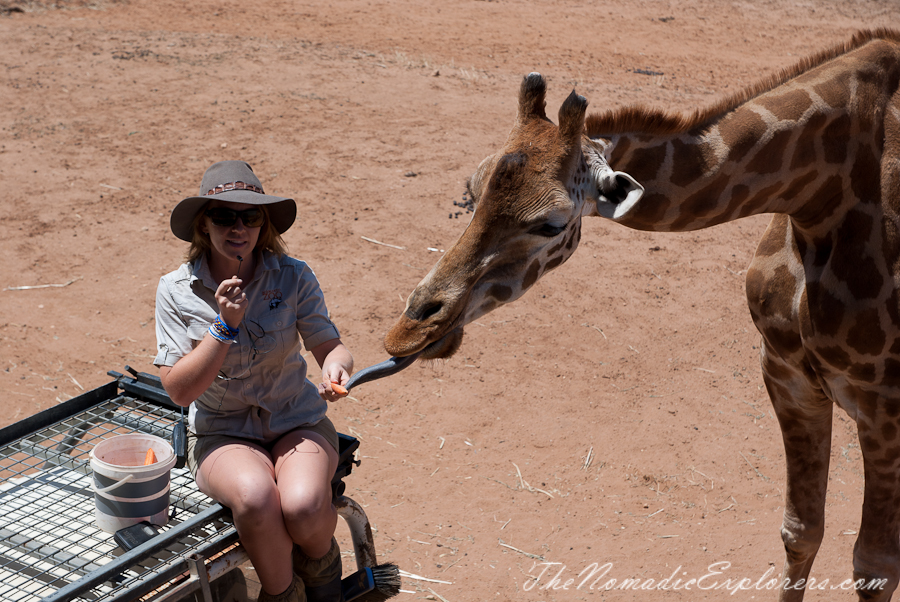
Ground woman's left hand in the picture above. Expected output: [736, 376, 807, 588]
[318, 365, 350, 401]
[312, 339, 354, 402]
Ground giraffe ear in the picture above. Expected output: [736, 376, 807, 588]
[517, 73, 548, 121]
[583, 144, 644, 219]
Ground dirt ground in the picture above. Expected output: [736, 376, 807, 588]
[3, 1, 900, 600]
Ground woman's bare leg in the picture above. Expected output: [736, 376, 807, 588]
[196, 441, 294, 595]
[272, 429, 339, 559]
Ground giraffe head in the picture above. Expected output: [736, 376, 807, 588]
[384, 73, 644, 359]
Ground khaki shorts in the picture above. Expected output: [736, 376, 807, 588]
[185, 415, 339, 479]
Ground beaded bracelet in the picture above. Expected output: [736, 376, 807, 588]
[215, 315, 240, 336]
[208, 315, 239, 343]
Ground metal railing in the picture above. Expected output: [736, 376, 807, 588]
[0, 373, 234, 602]
[0, 369, 377, 602]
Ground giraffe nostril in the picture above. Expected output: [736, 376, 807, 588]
[420, 302, 442, 321]
[404, 299, 444, 322]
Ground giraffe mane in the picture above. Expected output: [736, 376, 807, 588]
[585, 27, 900, 137]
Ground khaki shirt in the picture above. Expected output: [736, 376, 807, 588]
[154, 251, 340, 441]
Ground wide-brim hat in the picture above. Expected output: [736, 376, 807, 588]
[170, 160, 296, 242]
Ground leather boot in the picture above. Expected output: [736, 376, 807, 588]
[257, 572, 307, 602]
[292, 537, 342, 602]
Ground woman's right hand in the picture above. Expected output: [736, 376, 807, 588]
[215, 276, 247, 328]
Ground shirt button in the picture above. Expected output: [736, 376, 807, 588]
[242, 345, 250, 353]
[276, 321, 283, 327]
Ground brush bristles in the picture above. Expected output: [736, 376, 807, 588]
[354, 563, 401, 602]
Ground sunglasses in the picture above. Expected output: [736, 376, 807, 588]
[204, 207, 265, 228]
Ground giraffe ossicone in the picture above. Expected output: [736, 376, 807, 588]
[384, 28, 900, 602]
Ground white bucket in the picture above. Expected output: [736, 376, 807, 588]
[89, 433, 176, 533]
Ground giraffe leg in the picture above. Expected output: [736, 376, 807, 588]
[761, 352, 832, 602]
[849, 402, 900, 601]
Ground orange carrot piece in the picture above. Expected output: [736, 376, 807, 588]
[144, 448, 157, 465]
[331, 382, 348, 396]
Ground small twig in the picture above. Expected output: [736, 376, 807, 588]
[740, 451, 767, 480]
[99, 183, 123, 190]
[428, 587, 451, 602]
[582, 446, 594, 470]
[6, 276, 83, 291]
[498, 539, 544, 560]
[67, 373, 84, 391]
[693, 367, 715, 373]
[612, 384, 639, 392]
[484, 476, 517, 491]
[689, 466, 714, 490]
[441, 558, 462, 573]
[512, 462, 554, 498]
[632, 68, 664, 76]
[361, 236, 405, 250]
[397, 570, 452, 585]
[583, 323, 608, 339]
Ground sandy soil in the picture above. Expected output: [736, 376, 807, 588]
[3, 1, 900, 600]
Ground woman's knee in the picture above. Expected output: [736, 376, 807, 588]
[281, 487, 333, 528]
[213, 471, 281, 519]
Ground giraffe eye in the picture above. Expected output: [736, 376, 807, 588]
[530, 223, 566, 238]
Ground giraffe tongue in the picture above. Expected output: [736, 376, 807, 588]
[345, 351, 423, 391]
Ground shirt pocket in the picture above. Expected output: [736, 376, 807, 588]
[249, 308, 298, 360]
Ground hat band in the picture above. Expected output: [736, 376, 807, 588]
[204, 181, 265, 196]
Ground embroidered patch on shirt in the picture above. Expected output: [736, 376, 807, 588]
[262, 288, 283, 309]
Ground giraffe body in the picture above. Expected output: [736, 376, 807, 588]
[384, 29, 900, 601]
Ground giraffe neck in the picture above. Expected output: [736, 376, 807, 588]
[587, 35, 900, 236]
[603, 104, 851, 234]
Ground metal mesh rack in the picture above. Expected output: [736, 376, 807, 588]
[0, 372, 237, 602]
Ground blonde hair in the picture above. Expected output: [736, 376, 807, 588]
[184, 203, 288, 264]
